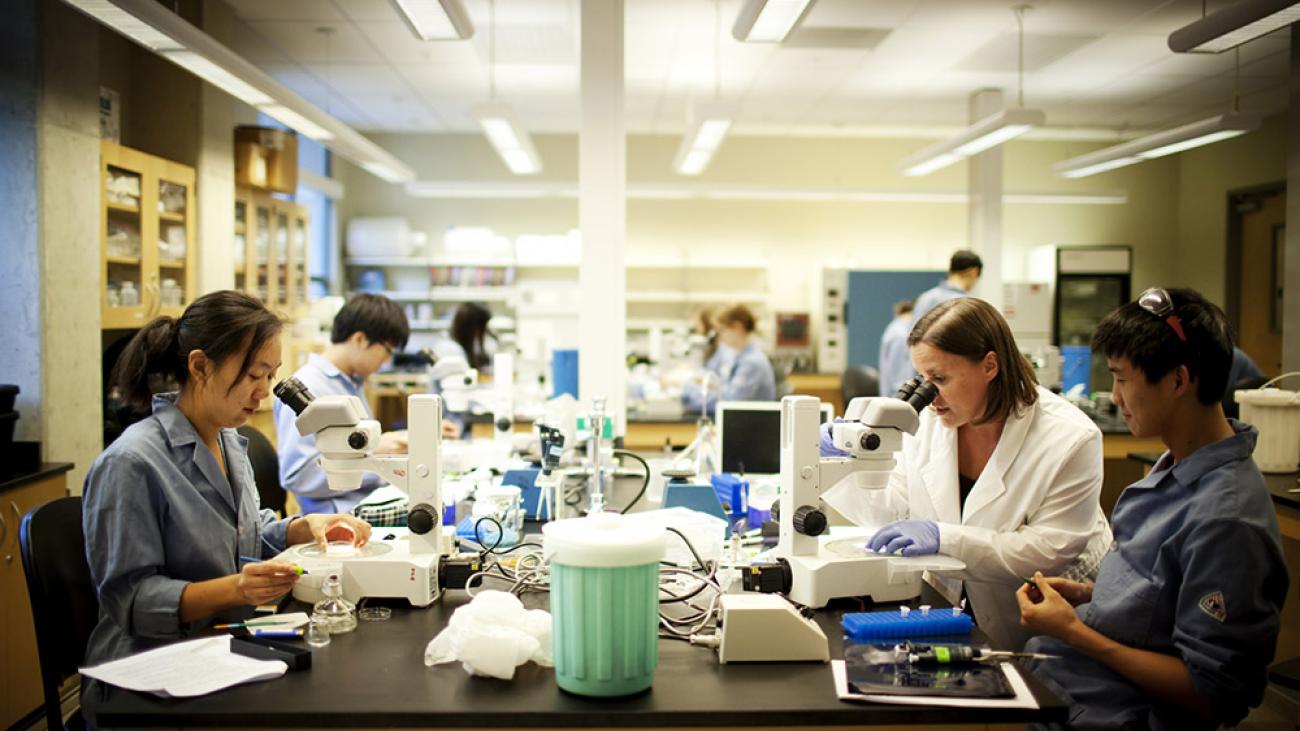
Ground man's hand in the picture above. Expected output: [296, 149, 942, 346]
[1017, 571, 1084, 640]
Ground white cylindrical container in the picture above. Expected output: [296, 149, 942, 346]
[543, 513, 665, 697]
[1236, 373, 1300, 474]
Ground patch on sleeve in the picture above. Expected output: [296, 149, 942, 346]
[1197, 591, 1227, 623]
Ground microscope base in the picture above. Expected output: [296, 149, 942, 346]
[273, 527, 453, 607]
[777, 539, 966, 609]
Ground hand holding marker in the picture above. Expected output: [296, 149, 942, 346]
[240, 555, 309, 575]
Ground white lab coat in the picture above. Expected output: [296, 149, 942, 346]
[825, 386, 1112, 650]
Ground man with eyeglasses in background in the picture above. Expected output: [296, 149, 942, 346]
[275, 293, 454, 514]
[1015, 287, 1288, 730]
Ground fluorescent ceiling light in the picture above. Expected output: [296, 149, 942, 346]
[60, 0, 414, 184]
[405, 180, 1127, 205]
[1052, 112, 1259, 178]
[898, 107, 1045, 177]
[390, 0, 474, 41]
[258, 104, 335, 142]
[674, 103, 735, 176]
[161, 50, 273, 107]
[474, 103, 541, 175]
[733, 0, 815, 43]
[1168, 0, 1300, 53]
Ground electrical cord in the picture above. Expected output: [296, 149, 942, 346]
[613, 450, 651, 514]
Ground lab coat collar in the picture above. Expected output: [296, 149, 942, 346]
[962, 403, 1033, 520]
[917, 398, 1033, 523]
[151, 392, 239, 516]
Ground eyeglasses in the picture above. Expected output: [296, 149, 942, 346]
[1136, 288, 1187, 343]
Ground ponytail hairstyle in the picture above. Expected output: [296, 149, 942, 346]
[112, 290, 283, 412]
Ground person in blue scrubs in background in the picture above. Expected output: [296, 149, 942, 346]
[1017, 287, 1288, 730]
[878, 299, 914, 397]
[682, 304, 775, 414]
[911, 249, 982, 325]
[83, 291, 371, 674]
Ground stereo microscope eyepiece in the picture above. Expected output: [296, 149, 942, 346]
[274, 377, 315, 415]
[905, 379, 939, 413]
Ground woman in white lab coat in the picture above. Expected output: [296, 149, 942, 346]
[823, 297, 1111, 650]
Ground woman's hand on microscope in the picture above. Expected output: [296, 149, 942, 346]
[290, 513, 372, 550]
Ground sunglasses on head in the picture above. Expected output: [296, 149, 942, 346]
[1136, 288, 1187, 343]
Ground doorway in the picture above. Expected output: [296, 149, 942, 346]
[1227, 183, 1286, 375]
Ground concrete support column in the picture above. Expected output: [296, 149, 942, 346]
[0, 0, 42, 441]
[967, 88, 1004, 310]
[1284, 25, 1300, 372]
[577, 0, 627, 429]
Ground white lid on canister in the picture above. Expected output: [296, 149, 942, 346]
[543, 512, 666, 568]
[1236, 388, 1300, 407]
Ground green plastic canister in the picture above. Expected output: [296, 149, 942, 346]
[543, 512, 665, 697]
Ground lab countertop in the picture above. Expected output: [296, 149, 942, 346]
[0, 460, 73, 495]
[86, 592, 1067, 729]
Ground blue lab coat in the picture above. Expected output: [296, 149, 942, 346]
[274, 353, 381, 514]
[682, 341, 776, 414]
[878, 314, 914, 398]
[1024, 422, 1288, 730]
[82, 393, 296, 667]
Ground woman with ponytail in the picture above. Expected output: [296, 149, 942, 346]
[81, 291, 371, 673]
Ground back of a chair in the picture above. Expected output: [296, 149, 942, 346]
[238, 425, 285, 517]
[841, 365, 880, 404]
[18, 497, 98, 731]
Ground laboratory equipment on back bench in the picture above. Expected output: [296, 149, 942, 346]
[271, 378, 475, 607]
[745, 378, 964, 607]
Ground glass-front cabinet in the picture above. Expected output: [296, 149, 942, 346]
[233, 186, 310, 319]
[101, 142, 196, 329]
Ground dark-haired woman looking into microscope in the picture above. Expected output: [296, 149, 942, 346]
[821, 297, 1111, 649]
[82, 291, 370, 676]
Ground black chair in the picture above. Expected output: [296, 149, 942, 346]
[19, 497, 97, 731]
[841, 365, 880, 404]
[238, 425, 286, 517]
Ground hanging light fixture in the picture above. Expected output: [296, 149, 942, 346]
[390, 0, 474, 41]
[897, 5, 1045, 177]
[476, 0, 541, 175]
[1168, 0, 1300, 53]
[732, 0, 815, 43]
[676, 0, 733, 176]
[1054, 49, 1259, 178]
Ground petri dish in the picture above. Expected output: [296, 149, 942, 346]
[358, 606, 392, 622]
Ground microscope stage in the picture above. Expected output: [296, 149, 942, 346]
[272, 528, 452, 608]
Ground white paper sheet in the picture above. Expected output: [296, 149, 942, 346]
[80, 636, 287, 698]
[831, 659, 1039, 709]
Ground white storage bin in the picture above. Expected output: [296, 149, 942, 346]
[1236, 373, 1300, 474]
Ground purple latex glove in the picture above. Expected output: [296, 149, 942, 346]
[819, 418, 849, 457]
[867, 520, 940, 557]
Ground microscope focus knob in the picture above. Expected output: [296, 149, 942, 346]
[859, 433, 882, 451]
[792, 506, 827, 536]
[408, 504, 437, 535]
[347, 430, 369, 450]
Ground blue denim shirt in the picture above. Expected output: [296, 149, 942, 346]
[1026, 421, 1289, 730]
[273, 353, 381, 514]
[82, 393, 295, 666]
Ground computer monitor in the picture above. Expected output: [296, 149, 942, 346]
[716, 400, 833, 476]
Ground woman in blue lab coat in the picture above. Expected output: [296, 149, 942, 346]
[82, 291, 371, 675]
[682, 304, 776, 414]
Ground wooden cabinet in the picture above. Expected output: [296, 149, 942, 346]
[233, 187, 309, 319]
[0, 469, 71, 730]
[101, 142, 197, 329]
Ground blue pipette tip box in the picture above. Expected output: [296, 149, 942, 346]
[842, 609, 974, 641]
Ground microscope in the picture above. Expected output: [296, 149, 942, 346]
[270, 378, 476, 607]
[745, 378, 965, 608]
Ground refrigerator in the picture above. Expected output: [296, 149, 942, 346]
[1054, 246, 1131, 396]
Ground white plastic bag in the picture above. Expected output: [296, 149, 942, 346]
[424, 590, 553, 680]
